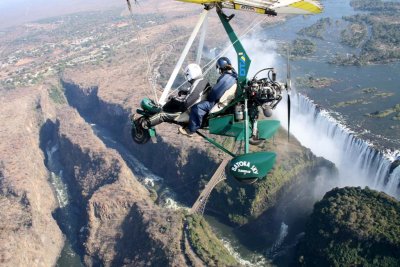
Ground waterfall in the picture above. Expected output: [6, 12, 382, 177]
[266, 222, 289, 259]
[45, 144, 84, 266]
[275, 92, 400, 198]
[386, 167, 400, 197]
[46, 145, 69, 208]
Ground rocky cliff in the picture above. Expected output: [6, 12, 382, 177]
[47, 106, 187, 266]
[0, 87, 64, 266]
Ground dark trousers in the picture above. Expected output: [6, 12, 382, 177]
[188, 101, 214, 133]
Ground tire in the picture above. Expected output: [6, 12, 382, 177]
[249, 136, 264, 146]
[131, 117, 150, 144]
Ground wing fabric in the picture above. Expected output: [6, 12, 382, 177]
[176, 0, 323, 15]
[270, 0, 323, 14]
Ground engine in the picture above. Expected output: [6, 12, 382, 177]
[245, 68, 283, 117]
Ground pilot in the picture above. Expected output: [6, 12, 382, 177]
[163, 63, 209, 113]
[179, 63, 210, 109]
[179, 57, 238, 137]
[147, 63, 207, 130]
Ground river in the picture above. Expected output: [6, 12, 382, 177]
[265, 0, 400, 151]
[45, 144, 85, 267]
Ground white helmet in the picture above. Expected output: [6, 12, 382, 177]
[184, 64, 203, 82]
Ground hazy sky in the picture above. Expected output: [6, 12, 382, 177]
[0, 0, 125, 29]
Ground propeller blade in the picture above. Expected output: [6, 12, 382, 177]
[286, 46, 291, 90]
[287, 93, 291, 141]
[126, 0, 139, 13]
[286, 46, 291, 141]
[126, 0, 132, 13]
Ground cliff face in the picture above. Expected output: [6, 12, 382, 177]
[61, 78, 221, 205]
[0, 83, 192, 266]
[0, 88, 64, 266]
[59, 69, 339, 266]
[1, 3, 293, 266]
[0, 79, 236, 266]
[49, 107, 186, 266]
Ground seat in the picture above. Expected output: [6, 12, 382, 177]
[209, 84, 237, 114]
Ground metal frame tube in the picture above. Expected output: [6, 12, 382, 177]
[244, 99, 249, 154]
[196, 131, 236, 157]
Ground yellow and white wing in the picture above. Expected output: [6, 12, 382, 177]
[269, 0, 323, 14]
[176, 0, 323, 15]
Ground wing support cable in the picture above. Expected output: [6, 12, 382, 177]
[164, 15, 268, 100]
[126, 0, 159, 102]
[159, 9, 210, 105]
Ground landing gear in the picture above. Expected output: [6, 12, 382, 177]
[249, 121, 264, 146]
[131, 116, 151, 144]
[249, 135, 264, 146]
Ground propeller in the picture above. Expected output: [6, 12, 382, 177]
[126, 0, 139, 13]
[286, 47, 292, 142]
[126, 0, 132, 12]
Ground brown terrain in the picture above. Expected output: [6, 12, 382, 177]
[0, 1, 330, 266]
[0, 86, 63, 266]
[53, 107, 186, 266]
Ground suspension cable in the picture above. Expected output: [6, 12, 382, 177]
[127, 1, 159, 102]
[202, 15, 269, 76]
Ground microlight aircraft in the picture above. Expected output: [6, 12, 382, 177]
[129, 0, 323, 183]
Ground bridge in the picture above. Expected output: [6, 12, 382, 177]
[190, 158, 230, 215]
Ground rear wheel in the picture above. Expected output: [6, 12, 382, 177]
[131, 117, 150, 144]
[249, 133, 264, 146]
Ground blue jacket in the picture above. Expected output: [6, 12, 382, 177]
[207, 71, 238, 103]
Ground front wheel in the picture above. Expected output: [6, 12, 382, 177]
[131, 117, 150, 144]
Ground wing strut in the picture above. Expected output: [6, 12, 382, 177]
[159, 9, 209, 105]
[196, 11, 209, 65]
[216, 8, 251, 86]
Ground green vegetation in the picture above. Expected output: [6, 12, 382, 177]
[186, 214, 237, 266]
[208, 130, 330, 225]
[362, 87, 378, 94]
[297, 187, 400, 267]
[334, 99, 370, 108]
[366, 104, 400, 118]
[0, 10, 169, 88]
[291, 39, 317, 57]
[332, 0, 400, 65]
[296, 76, 336, 89]
[374, 92, 395, 98]
[298, 18, 332, 39]
[340, 22, 367, 48]
[333, 88, 394, 108]
[361, 87, 394, 98]
[330, 53, 366, 66]
[351, 0, 400, 12]
[48, 84, 66, 104]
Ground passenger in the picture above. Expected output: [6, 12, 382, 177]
[179, 57, 238, 137]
